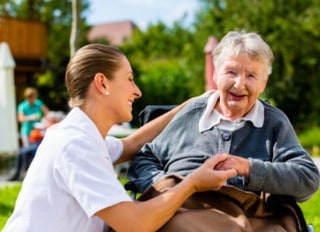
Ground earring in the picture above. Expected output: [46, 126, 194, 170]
[105, 90, 110, 96]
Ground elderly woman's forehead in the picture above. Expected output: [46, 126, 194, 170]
[219, 50, 263, 62]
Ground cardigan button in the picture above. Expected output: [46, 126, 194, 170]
[222, 131, 231, 141]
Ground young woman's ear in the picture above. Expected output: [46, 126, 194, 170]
[93, 73, 109, 95]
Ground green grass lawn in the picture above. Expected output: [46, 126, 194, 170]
[0, 184, 21, 229]
[0, 183, 319, 230]
[299, 188, 320, 230]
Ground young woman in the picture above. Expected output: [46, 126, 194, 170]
[3, 44, 236, 232]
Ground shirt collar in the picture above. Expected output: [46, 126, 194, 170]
[199, 92, 264, 132]
[66, 107, 107, 146]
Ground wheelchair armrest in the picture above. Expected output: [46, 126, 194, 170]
[125, 104, 177, 199]
[138, 105, 177, 126]
[124, 181, 140, 199]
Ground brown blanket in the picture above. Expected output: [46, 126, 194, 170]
[138, 174, 308, 232]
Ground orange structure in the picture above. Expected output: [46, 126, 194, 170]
[0, 16, 49, 102]
[0, 16, 47, 59]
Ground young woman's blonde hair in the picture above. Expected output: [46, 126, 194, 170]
[65, 44, 125, 108]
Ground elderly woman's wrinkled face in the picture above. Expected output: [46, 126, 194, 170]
[214, 54, 268, 119]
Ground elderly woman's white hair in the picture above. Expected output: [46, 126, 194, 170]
[213, 30, 274, 75]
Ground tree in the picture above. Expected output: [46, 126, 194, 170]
[70, 0, 81, 57]
[5, 0, 319, 129]
[36, 0, 89, 111]
[120, 22, 197, 125]
[1, 0, 90, 111]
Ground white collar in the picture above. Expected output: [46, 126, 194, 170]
[199, 92, 264, 132]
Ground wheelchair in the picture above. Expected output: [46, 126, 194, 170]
[125, 104, 314, 232]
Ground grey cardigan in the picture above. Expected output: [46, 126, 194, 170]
[128, 96, 320, 201]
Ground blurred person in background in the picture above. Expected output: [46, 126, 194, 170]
[8, 111, 65, 181]
[17, 87, 49, 147]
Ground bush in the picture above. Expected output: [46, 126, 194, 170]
[298, 127, 320, 157]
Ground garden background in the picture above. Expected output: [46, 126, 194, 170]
[1, 0, 320, 230]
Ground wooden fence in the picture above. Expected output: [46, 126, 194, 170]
[0, 16, 48, 59]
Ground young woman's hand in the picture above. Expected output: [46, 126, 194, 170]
[186, 154, 237, 192]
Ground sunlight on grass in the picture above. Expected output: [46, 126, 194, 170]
[0, 184, 21, 229]
[299, 188, 320, 230]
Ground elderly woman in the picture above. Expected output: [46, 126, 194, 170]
[128, 30, 320, 201]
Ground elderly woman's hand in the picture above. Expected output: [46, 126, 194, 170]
[214, 153, 250, 177]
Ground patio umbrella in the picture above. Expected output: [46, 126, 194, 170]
[0, 42, 19, 154]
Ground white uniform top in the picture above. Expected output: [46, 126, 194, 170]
[3, 107, 132, 232]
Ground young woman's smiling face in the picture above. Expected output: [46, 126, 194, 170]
[214, 54, 268, 119]
[107, 56, 142, 123]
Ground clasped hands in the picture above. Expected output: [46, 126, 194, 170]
[214, 153, 250, 177]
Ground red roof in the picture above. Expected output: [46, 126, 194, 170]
[87, 20, 138, 45]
